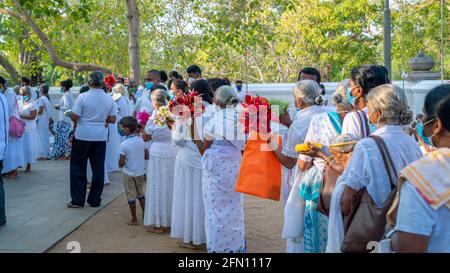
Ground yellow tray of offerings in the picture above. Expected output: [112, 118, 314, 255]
[295, 142, 323, 153]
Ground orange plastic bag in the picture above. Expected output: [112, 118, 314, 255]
[235, 132, 282, 201]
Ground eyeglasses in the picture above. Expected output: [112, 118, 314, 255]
[422, 117, 436, 126]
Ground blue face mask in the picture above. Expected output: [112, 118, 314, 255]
[168, 90, 175, 100]
[21, 95, 30, 102]
[367, 111, 378, 133]
[145, 82, 154, 90]
[346, 87, 356, 105]
[60, 88, 65, 93]
[236, 86, 242, 92]
[118, 126, 125, 137]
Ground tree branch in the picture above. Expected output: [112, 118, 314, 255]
[0, 3, 112, 74]
[0, 53, 20, 84]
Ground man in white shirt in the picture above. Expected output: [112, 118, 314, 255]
[68, 71, 118, 208]
[235, 80, 247, 102]
[0, 90, 9, 226]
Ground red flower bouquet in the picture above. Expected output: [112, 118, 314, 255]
[136, 111, 151, 126]
[240, 95, 272, 135]
[168, 91, 205, 120]
[104, 75, 116, 92]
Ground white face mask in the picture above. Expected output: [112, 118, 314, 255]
[188, 77, 195, 85]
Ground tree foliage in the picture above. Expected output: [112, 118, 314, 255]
[0, 0, 448, 85]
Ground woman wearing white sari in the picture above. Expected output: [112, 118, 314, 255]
[36, 84, 53, 160]
[170, 79, 214, 249]
[272, 80, 328, 252]
[0, 77, 24, 179]
[18, 86, 38, 172]
[327, 84, 422, 252]
[143, 89, 177, 234]
[193, 85, 246, 253]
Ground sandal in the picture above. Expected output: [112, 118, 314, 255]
[67, 202, 83, 208]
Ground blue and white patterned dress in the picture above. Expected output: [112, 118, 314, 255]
[299, 112, 342, 253]
[201, 109, 246, 253]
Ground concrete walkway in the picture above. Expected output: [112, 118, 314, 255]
[0, 160, 123, 253]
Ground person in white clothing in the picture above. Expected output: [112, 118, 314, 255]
[327, 84, 422, 253]
[0, 76, 24, 179]
[193, 86, 246, 253]
[68, 71, 117, 208]
[36, 84, 53, 160]
[52, 79, 74, 160]
[270, 80, 328, 252]
[235, 80, 247, 102]
[143, 89, 177, 234]
[0, 90, 9, 226]
[18, 86, 38, 172]
[341, 65, 390, 139]
[170, 79, 213, 250]
[118, 116, 148, 226]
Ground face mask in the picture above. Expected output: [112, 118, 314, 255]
[188, 78, 195, 85]
[118, 126, 125, 137]
[367, 110, 379, 132]
[346, 87, 356, 105]
[21, 95, 30, 102]
[168, 90, 175, 100]
[145, 82, 154, 90]
[60, 88, 65, 93]
[129, 87, 137, 94]
[236, 86, 242, 92]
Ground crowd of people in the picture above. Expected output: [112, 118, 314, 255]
[0, 62, 448, 253]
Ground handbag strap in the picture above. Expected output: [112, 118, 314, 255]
[369, 135, 397, 189]
[355, 110, 370, 138]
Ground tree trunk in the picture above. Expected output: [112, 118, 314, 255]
[125, 0, 141, 84]
[0, 2, 112, 74]
[0, 53, 20, 84]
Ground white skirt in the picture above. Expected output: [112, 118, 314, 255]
[36, 118, 51, 158]
[3, 136, 24, 173]
[105, 124, 120, 172]
[22, 130, 37, 165]
[144, 155, 176, 227]
[170, 159, 206, 245]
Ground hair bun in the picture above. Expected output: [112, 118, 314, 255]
[399, 109, 413, 125]
[315, 95, 323, 105]
[332, 93, 343, 104]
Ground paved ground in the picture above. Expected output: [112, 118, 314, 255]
[1, 160, 285, 253]
[48, 193, 285, 253]
[0, 160, 123, 253]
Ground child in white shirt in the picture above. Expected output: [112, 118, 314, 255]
[118, 116, 149, 226]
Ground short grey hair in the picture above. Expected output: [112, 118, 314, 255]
[367, 84, 413, 125]
[88, 71, 104, 87]
[292, 80, 322, 105]
[113, 83, 129, 97]
[333, 79, 351, 106]
[19, 86, 31, 95]
[215, 85, 238, 106]
[151, 89, 169, 108]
